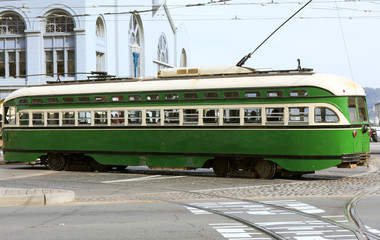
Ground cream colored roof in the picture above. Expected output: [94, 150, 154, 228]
[4, 67, 365, 103]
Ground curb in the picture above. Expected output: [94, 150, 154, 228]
[0, 188, 75, 207]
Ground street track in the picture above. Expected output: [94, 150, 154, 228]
[346, 188, 380, 240]
[69, 180, 380, 240]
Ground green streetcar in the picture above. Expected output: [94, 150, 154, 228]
[1, 66, 370, 179]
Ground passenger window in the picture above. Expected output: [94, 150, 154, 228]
[289, 107, 309, 124]
[203, 92, 218, 99]
[146, 94, 160, 101]
[62, 112, 75, 125]
[203, 109, 219, 124]
[62, 97, 74, 103]
[111, 111, 125, 125]
[348, 98, 358, 122]
[183, 109, 199, 124]
[128, 95, 142, 101]
[164, 109, 180, 124]
[223, 109, 240, 124]
[32, 98, 43, 104]
[357, 98, 368, 122]
[47, 112, 59, 126]
[19, 112, 29, 126]
[95, 111, 108, 125]
[164, 94, 179, 100]
[267, 91, 283, 97]
[78, 111, 91, 125]
[19, 99, 29, 105]
[32, 112, 44, 126]
[245, 91, 260, 98]
[94, 96, 107, 102]
[128, 110, 142, 125]
[223, 92, 239, 98]
[146, 110, 161, 124]
[111, 96, 124, 102]
[290, 90, 308, 97]
[5, 106, 16, 125]
[78, 96, 90, 102]
[244, 108, 262, 124]
[47, 98, 59, 104]
[183, 93, 198, 100]
[315, 108, 338, 123]
[266, 108, 284, 123]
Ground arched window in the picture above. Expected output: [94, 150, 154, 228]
[157, 34, 168, 71]
[44, 10, 75, 77]
[0, 12, 26, 78]
[129, 14, 141, 78]
[96, 17, 105, 71]
[180, 49, 187, 68]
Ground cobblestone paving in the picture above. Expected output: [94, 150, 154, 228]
[76, 161, 380, 203]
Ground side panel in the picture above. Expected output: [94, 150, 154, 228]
[3, 127, 366, 171]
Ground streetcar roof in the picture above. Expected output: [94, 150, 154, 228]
[4, 67, 365, 102]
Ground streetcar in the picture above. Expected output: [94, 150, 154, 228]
[1, 66, 370, 179]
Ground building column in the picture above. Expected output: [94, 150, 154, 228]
[74, 28, 86, 80]
[24, 30, 42, 85]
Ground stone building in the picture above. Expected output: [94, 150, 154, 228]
[0, 0, 190, 99]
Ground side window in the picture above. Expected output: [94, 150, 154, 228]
[183, 93, 198, 100]
[128, 95, 142, 101]
[203, 92, 218, 99]
[62, 97, 74, 103]
[245, 91, 260, 98]
[94, 96, 107, 102]
[357, 98, 368, 122]
[266, 108, 284, 123]
[244, 108, 262, 124]
[128, 110, 142, 125]
[267, 91, 283, 97]
[47, 112, 59, 126]
[290, 90, 308, 97]
[78, 111, 91, 125]
[289, 107, 309, 124]
[183, 109, 199, 124]
[111, 96, 124, 102]
[223, 92, 239, 99]
[62, 112, 75, 125]
[47, 98, 59, 104]
[348, 98, 358, 123]
[111, 111, 125, 125]
[164, 94, 179, 100]
[203, 109, 219, 124]
[19, 112, 29, 126]
[146, 94, 160, 101]
[223, 109, 240, 124]
[5, 106, 16, 125]
[32, 112, 44, 126]
[94, 111, 108, 125]
[315, 107, 339, 123]
[146, 110, 161, 124]
[164, 109, 180, 124]
[78, 96, 90, 102]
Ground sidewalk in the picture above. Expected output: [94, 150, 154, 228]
[0, 188, 75, 207]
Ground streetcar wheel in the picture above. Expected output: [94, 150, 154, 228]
[89, 158, 111, 172]
[255, 160, 276, 179]
[46, 153, 66, 171]
[213, 159, 230, 177]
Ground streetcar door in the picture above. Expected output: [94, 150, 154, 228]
[348, 97, 370, 154]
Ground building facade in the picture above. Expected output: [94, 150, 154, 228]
[0, 0, 190, 99]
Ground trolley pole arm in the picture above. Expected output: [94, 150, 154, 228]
[236, 0, 313, 67]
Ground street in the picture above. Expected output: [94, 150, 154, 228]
[0, 144, 380, 240]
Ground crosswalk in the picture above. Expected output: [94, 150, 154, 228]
[185, 200, 365, 240]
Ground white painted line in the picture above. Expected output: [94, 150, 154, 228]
[101, 175, 185, 183]
[321, 215, 345, 218]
